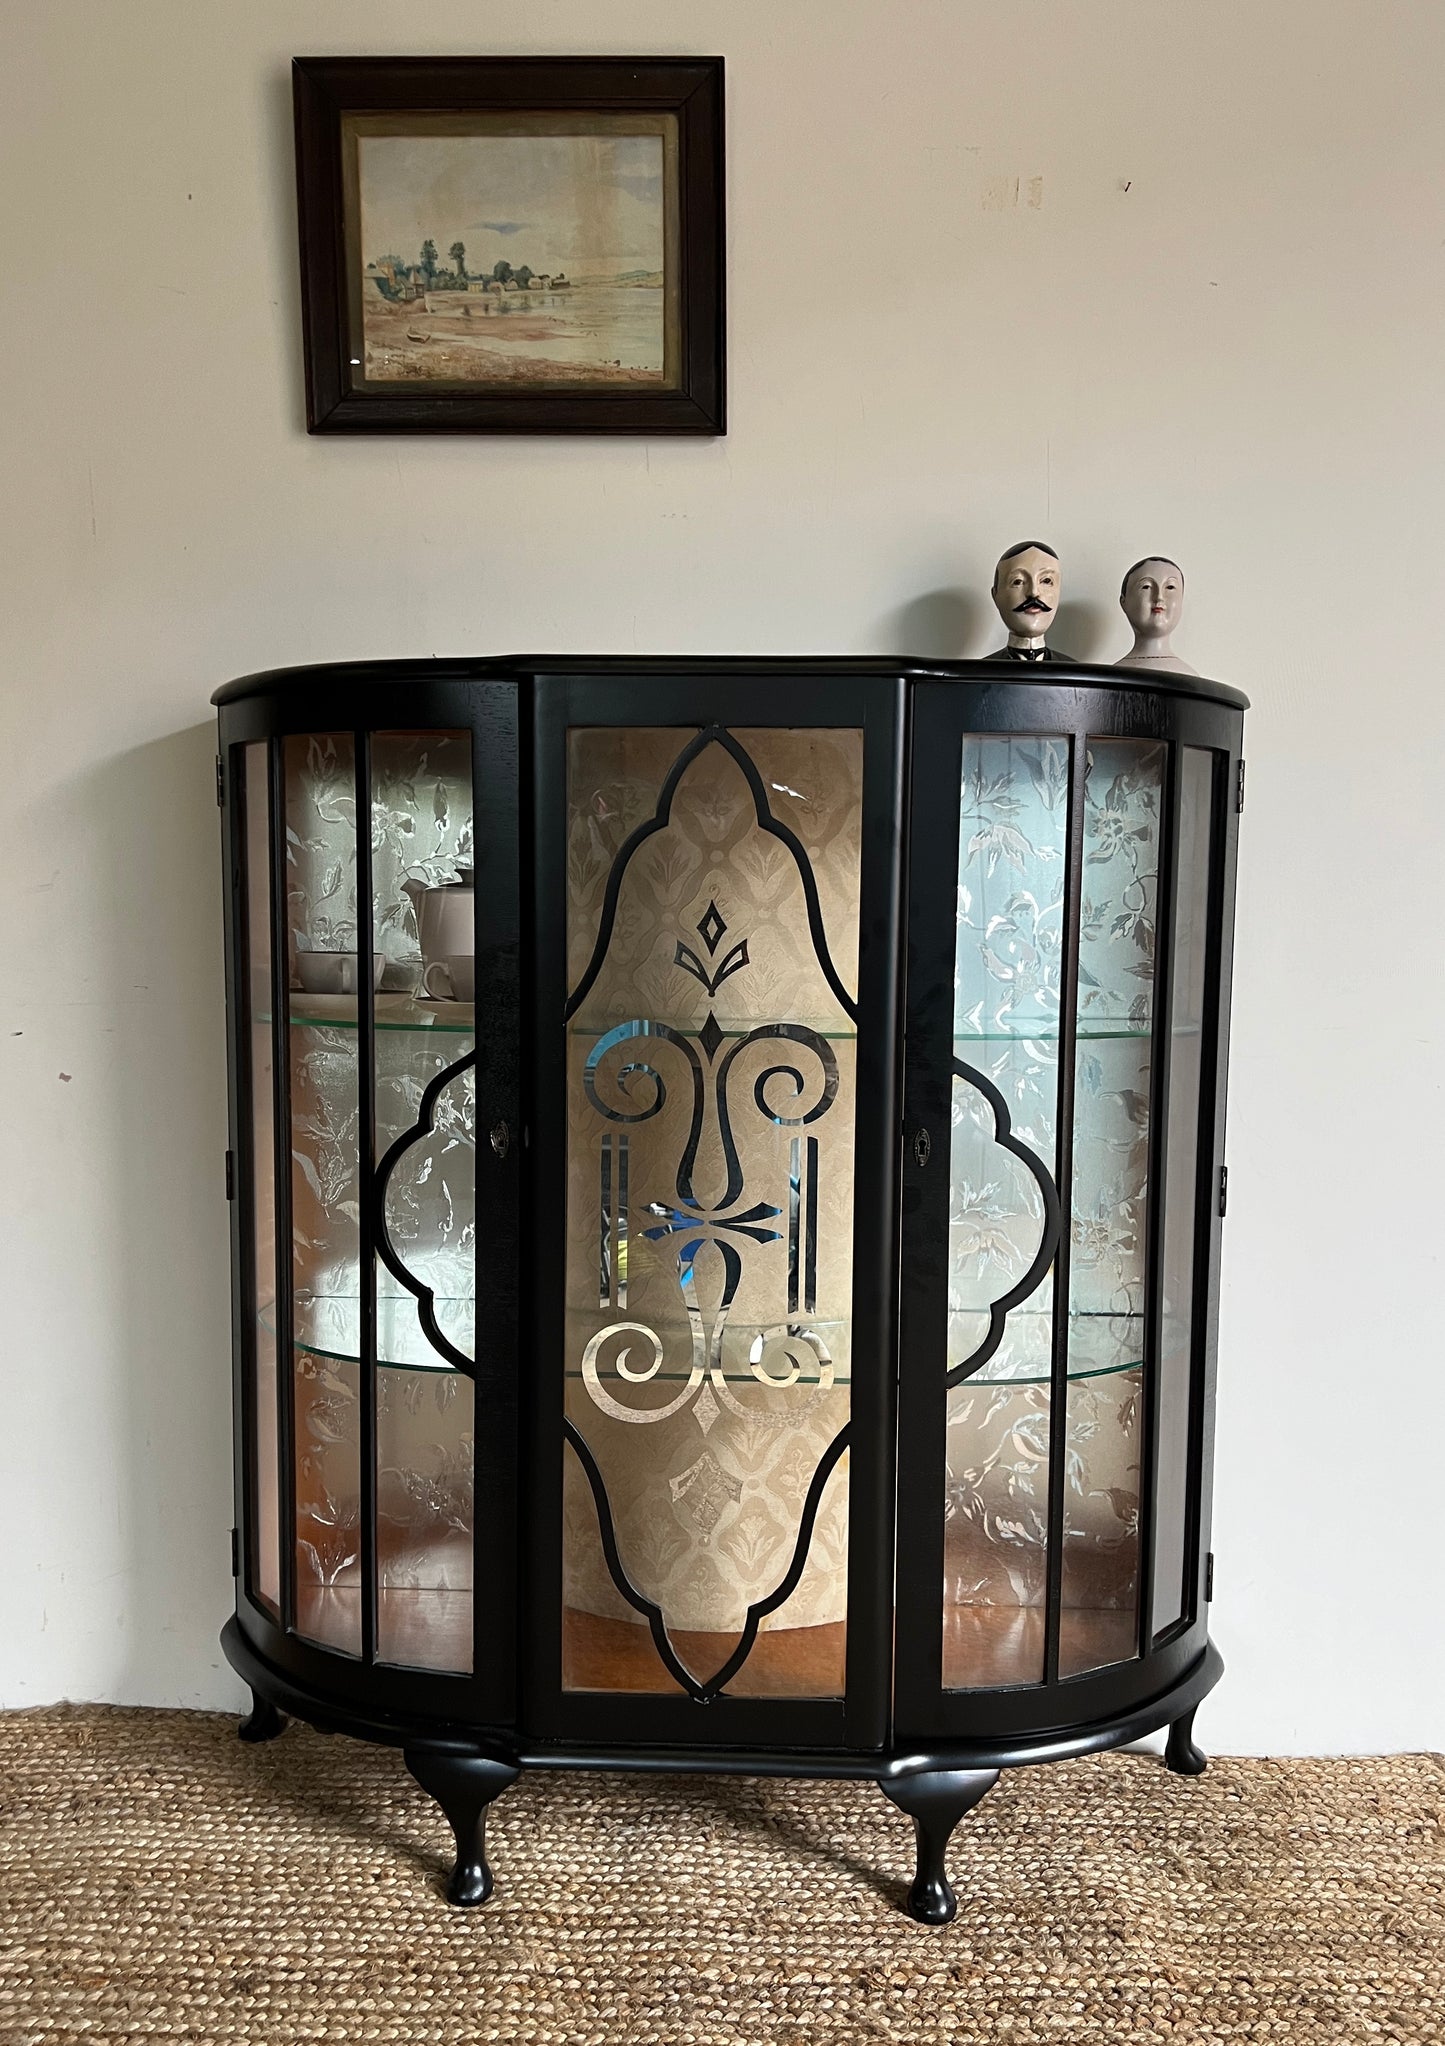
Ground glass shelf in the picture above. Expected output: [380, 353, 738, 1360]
[275, 993, 476, 1036]
[953, 1022, 1201, 1044]
[949, 1308, 1161, 1385]
[270, 1293, 858, 1385]
[568, 1019, 857, 1042]
[275, 1297, 1154, 1387]
[266, 1291, 473, 1374]
[565, 1318, 851, 1385]
[279, 999, 860, 1043]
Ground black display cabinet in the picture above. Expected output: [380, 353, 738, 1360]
[215, 657, 1244, 1923]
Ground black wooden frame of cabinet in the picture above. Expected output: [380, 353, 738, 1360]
[214, 654, 1246, 1922]
[893, 679, 1242, 1744]
[523, 671, 908, 1754]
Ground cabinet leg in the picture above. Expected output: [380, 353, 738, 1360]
[238, 1690, 287, 1744]
[404, 1748, 520, 1907]
[1165, 1705, 1208, 1776]
[878, 1767, 1000, 1925]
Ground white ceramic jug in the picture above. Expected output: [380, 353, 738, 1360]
[403, 868, 474, 969]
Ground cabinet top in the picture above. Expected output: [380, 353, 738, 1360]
[211, 654, 1247, 712]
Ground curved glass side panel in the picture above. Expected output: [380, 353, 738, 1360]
[370, 731, 476, 1672]
[277, 728, 478, 1671]
[374, 1019, 476, 1673]
[242, 742, 280, 1617]
[286, 734, 362, 1654]
[944, 736, 1068, 1690]
[562, 725, 861, 1700]
[1058, 739, 1165, 1677]
[1151, 746, 1216, 1638]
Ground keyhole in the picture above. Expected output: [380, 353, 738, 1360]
[913, 1126, 931, 1169]
[490, 1121, 510, 1160]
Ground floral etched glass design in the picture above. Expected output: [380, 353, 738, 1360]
[293, 1347, 361, 1650]
[944, 737, 1067, 1689]
[369, 730, 474, 987]
[561, 726, 860, 1699]
[1151, 747, 1215, 1638]
[1058, 739, 1164, 1677]
[377, 1366, 475, 1671]
[943, 736, 1169, 1686]
[372, 731, 475, 1672]
[243, 743, 280, 1616]
[279, 731, 479, 1669]
[286, 734, 362, 1653]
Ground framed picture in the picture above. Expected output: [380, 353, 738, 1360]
[293, 57, 725, 435]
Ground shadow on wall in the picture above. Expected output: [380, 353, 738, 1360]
[80, 720, 236, 1706]
[1052, 599, 1113, 664]
[882, 588, 989, 658]
[882, 588, 1116, 663]
[260, 60, 307, 434]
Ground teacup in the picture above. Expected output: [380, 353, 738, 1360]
[422, 955, 476, 1003]
[296, 950, 385, 996]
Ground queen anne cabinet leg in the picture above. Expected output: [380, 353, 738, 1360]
[1165, 1704, 1208, 1776]
[238, 1690, 287, 1743]
[404, 1749, 521, 1906]
[879, 1767, 1000, 1924]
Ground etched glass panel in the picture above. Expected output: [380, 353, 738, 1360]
[243, 743, 280, 1616]
[286, 734, 362, 1654]
[377, 1366, 475, 1671]
[562, 726, 859, 1699]
[1151, 747, 1215, 1637]
[1058, 738, 1165, 1677]
[278, 730, 479, 1668]
[944, 736, 1068, 1690]
[371, 730, 476, 1670]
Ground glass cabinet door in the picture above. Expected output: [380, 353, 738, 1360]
[232, 701, 519, 1713]
[528, 679, 905, 1745]
[896, 688, 1228, 1737]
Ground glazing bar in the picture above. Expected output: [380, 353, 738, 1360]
[1042, 734, 1089, 1685]
[268, 738, 297, 1637]
[355, 733, 379, 1666]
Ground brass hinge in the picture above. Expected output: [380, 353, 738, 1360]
[225, 1150, 235, 1200]
[230, 1527, 240, 1577]
[1218, 1165, 1228, 1217]
[1205, 1552, 1215, 1602]
[1236, 759, 1246, 813]
[215, 754, 225, 808]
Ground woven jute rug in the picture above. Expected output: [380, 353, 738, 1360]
[0, 1707, 1440, 2044]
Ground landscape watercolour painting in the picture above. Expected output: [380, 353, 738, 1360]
[344, 114, 680, 390]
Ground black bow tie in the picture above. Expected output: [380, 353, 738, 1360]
[1010, 644, 1046, 663]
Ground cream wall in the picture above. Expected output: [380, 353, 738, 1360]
[1, 0, 1440, 1752]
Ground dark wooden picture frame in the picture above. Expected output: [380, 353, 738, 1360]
[293, 57, 725, 435]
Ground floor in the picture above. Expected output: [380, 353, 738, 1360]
[1, 1705, 1440, 2043]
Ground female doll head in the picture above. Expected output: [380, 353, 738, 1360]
[1117, 558, 1196, 674]
[1121, 558, 1184, 646]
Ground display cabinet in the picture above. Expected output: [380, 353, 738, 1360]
[216, 656, 1244, 1923]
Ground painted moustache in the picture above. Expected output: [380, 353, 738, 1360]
[1013, 596, 1052, 614]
